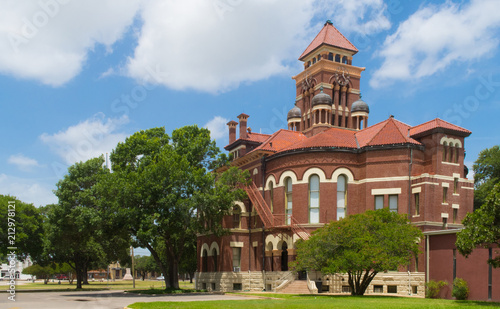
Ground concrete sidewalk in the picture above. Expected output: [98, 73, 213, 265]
[0, 290, 257, 309]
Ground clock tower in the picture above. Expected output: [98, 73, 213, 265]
[288, 20, 369, 137]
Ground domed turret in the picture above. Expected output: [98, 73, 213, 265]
[311, 87, 332, 107]
[351, 97, 369, 113]
[287, 105, 301, 131]
[287, 106, 301, 120]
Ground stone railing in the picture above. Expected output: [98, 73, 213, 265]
[307, 272, 318, 294]
[274, 271, 295, 292]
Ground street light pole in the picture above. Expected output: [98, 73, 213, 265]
[131, 246, 135, 289]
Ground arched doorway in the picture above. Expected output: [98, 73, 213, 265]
[281, 242, 288, 271]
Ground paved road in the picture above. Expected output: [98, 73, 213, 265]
[0, 290, 256, 309]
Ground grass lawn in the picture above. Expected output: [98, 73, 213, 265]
[127, 294, 500, 309]
[12, 279, 194, 291]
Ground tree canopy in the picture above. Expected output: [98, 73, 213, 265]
[0, 195, 43, 262]
[456, 182, 500, 267]
[106, 125, 249, 289]
[293, 208, 422, 295]
[473, 145, 500, 210]
[46, 156, 129, 289]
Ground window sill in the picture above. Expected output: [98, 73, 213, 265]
[442, 203, 448, 206]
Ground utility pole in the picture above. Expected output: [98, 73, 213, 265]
[131, 246, 135, 289]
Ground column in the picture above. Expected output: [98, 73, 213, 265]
[333, 85, 340, 126]
[340, 87, 346, 127]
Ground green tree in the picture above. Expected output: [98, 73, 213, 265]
[293, 208, 423, 296]
[0, 195, 44, 262]
[473, 145, 500, 210]
[135, 255, 159, 280]
[178, 234, 197, 283]
[22, 264, 55, 284]
[46, 157, 129, 289]
[107, 126, 248, 289]
[56, 263, 75, 284]
[456, 182, 500, 267]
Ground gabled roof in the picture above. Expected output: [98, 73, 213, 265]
[409, 118, 471, 138]
[250, 129, 307, 153]
[299, 21, 358, 60]
[282, 127, 357, 151]
[224, 132, 271, 151]
[241, 132, 271, 143]
[356, 117, 421, 147]
[274, 118, 422, 155]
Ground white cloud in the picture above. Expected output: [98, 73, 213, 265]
[315, 0, 391, 35]
[8, 154, 40, 171]
[0, 0, 394, 91]
[99, 67, 115, 79]
[126, 0, 316, 93]
[40, 113, 129, 165]
[0, 0, 141, 86]
[205, 116, 229, 140]
[370, 0, 500, 88]
[0, 174, 57, 206]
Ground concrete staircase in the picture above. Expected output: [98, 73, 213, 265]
[280, 280, 310, 294]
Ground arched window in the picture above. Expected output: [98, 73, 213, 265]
[335, 54, 341, 62]
[449, 144, 453, 162]
[269, 182, 274, 213]
[317, 55, 321, 61]
[342, 56, 348, 64]
[281, 242, 288, 271]
[308, 61, 311, 67]
[337, 175, 347, 219]
[312, 58, 316, 64]
[309, 175, 320, 223]
[328, 52, 333, 61]
[443, 142, 448, 161]
[285, 177, 293, 225]
[212, 248, 218, 272]
[202, 249, 208, 272]
[455, 145, 459, 163]
[232, 206, 241, 229]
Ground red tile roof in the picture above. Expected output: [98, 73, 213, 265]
[299, 21, 358, 60]
[228, 117, 468, 158]
[251, 129, 307, 153]
[409, 118, 471, 137]
[282, 127, 358, 151]
[239, 132, 271, 143]
[356, 117, 420, 147]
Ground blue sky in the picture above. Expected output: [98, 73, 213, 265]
[1, 0, 499, 208]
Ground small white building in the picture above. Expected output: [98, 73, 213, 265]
[0, 256, 33, 280]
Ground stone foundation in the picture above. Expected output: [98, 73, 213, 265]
[196, 271, 425, 297]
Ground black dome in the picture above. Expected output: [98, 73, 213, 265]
[351, 98, 369, 113]
[311, 88, 332, 107]
[287, 106, 301, 120]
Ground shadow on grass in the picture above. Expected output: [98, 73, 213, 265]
[232, 293, 500, 306]
[126, 288, 210, 295]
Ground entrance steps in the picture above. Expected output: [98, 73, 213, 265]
[279, 280, 310, 294]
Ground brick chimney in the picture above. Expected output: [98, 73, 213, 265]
[237, 113, 249, 140]
[227, 120, 238, 144]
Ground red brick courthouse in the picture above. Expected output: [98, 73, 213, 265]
[195, 21, 499, 301]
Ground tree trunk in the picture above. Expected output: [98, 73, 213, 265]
[189, 272, 194, 283]
[168, 259, 179, 289]
[144, 241, 171, 289]
[82, 263, 89, 285]
[75, 264, 83, 289]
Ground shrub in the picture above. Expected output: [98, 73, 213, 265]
[452, 278, 469, 300]
[425, 280, 448, 298]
